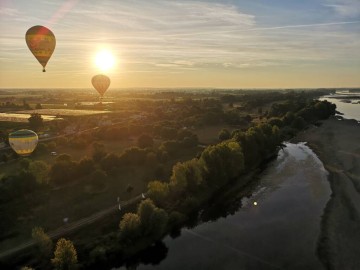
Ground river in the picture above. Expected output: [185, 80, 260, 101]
[116, 143, 331, 270]
[320, 91, 360, 121]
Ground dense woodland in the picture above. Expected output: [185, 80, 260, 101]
[0, 89, 337, 269]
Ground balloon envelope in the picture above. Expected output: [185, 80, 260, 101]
[9, 129, 39, 156]
[25, 25, 56, 72]
[92, 74, 110, 97]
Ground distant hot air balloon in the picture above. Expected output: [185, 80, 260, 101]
[92, 74, 110, 98]
[8, 129, 39, 156]
[25, 25, 56, 72]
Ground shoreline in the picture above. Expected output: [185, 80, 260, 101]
[293, 116, 360, 270]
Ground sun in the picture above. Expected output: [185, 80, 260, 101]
[95, 50, 115, 72]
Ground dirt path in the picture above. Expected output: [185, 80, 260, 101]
[0, 193, 145, 260]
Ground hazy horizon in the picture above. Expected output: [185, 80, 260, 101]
[1, 0, 360, 88]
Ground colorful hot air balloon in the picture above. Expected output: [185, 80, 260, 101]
[92, 74, 111, 98]
[25, 25, 56, 72]
[8, 129, 39, 156]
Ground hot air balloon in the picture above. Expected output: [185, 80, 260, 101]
[25, 25, 56, 72]
[92, 74, 110, 98]
[8, 129, 39, 157]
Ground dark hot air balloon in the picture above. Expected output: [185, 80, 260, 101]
[92, 74, 111, 98]
[25, 25, 56, 72]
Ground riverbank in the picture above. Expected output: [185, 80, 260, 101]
[293, 116, 360, 270]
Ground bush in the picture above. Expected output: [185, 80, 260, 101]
[126, 184, 134, 193]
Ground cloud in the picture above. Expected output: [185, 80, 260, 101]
[1, 0, 360, 76]
[325, 0, 360, 18]
[0, 7, 20, 16]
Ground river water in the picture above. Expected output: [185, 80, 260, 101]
[116, 143, 331, 270]
[320, 91, 360, 121]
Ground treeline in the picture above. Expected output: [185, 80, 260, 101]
[81, 99, 336, 268]
[0, 129, 199, 200]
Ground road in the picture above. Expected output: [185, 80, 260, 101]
[0, 193, 145, 260]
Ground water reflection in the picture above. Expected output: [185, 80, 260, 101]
[116, 143, 330, 270]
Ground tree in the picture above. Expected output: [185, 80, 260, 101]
[159, 140, 182, 156]
[19, 158, 31, 170]
[100, 153, 121, 175]
[146, 152, 157, 166]
[35, 103, 42, 109]
[29, 160, 49, 184]
[52, 238, 78, 270]
[291, 116, 307, 130]
[158, 127, 178, 140]
[32, 227, 52, 258]
[137, 134, 154, 149]
[181, 135, 198, 148]
[91, 142, 106, 162]
[49, 155, 77, 185]
[119, 213, 141, 242]
[137, 199, 168, 239]
[77, 158, 95, 176]
[218, 129, 231, 141]
[28, 113, 43, 131]
[169, 159, 204, 196]
[200, 141, 244, 186]
[126, 184, 134, 193]
[23, 100, 31, 110]
[147, 181, 169, 206]
[120, 147, 147, 165]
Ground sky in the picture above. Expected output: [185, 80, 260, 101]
[0, 0, 359, 89]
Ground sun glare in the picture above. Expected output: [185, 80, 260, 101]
[95, 50, 115, 72]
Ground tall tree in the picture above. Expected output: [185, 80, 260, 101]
[32, 227, 52, 258]
[51, 238, 78, 270]
[28, 113, 43, 131]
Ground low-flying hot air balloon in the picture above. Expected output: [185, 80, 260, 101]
[8, 129, 39, 157]
[25, 25, 56, 72]
[92, 74, 110, 98]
